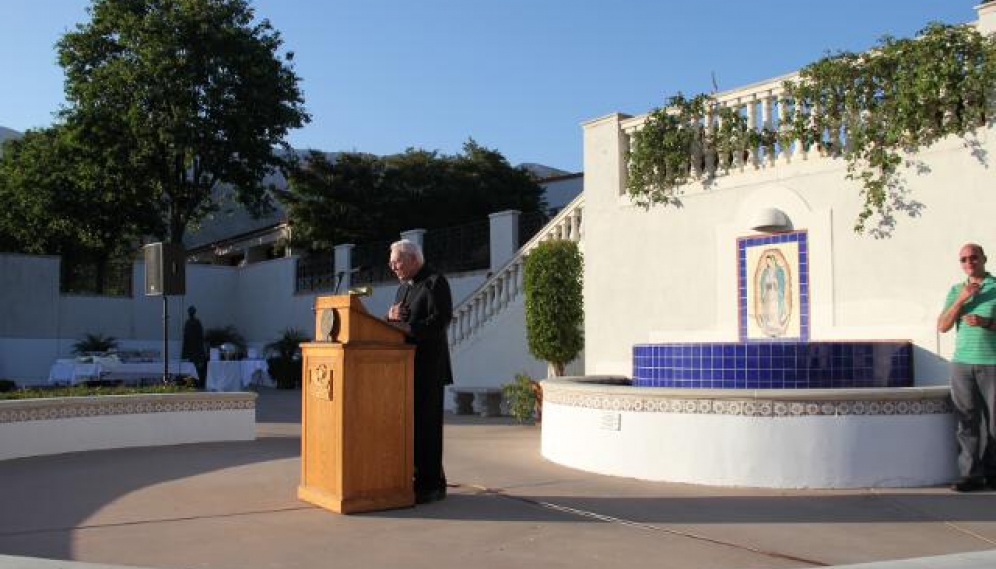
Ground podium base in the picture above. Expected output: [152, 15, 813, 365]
[298, 484, 415, 514]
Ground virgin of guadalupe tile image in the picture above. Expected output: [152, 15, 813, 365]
[754, 249, 792, 337]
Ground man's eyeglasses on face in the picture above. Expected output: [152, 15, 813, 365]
[961, 255, 980, 263]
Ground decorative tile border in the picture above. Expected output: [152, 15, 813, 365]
[543, 386, 951, 417]
[0, 394, 256, 424]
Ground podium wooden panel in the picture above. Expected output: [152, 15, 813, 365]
[298, 294, 415, 514]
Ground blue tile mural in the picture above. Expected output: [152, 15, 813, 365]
[632, 341, 913, 389]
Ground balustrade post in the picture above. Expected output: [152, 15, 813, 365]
[807, 100, 821, 160]
[777, 96, 794, 165]
[487, 285, 495, 318]
[747, 95, 760, 170]
[735, 100, 747, 172]
[715, 105, 727, 171]
[510, 263, 520, 298]
[690, 116, 704, 179]
[704, 107, 716, 176]
[761, 92, 774, 167]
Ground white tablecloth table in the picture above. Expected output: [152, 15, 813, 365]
[47, 359, 103, 385]
[47, 359, 196, 385]
[101, 360, 198, 383]
[206, 360, 271, 391]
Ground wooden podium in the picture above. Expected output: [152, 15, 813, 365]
[297, 294, 415, 514]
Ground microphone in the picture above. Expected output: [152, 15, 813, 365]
[348, 285, 373, 297]
[334, 266, 368, 294]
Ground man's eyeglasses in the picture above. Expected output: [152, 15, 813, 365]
[961, 255, 981, 263]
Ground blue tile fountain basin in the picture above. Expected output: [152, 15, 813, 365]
[632, 341, 913, 389]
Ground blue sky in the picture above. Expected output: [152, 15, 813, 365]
[0, 0, 980, 172]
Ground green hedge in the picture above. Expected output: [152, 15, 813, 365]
[0, 384, 196, 401]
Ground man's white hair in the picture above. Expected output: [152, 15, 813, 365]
[390, 239, 424, 265]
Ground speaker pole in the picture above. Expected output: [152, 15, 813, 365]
[162, 294, 169, 384]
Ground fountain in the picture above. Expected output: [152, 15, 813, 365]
[541, 230, 955, 489]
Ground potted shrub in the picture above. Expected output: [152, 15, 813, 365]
[72, 332, 119, 355]
[265, 328, 308, 389]
[502, 373, 543, 423]
[523, 239, 583, 377]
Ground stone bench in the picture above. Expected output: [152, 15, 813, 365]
[452, 387, 503, 417]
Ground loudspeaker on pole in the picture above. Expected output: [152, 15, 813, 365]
[144, 242, 186, 296]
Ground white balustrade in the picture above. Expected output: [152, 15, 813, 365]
[620, 71, 859, 180]
[449, 195, 585, 349]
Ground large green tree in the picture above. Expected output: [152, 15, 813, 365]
[0, 125, 159, 291]
[282, 140, 547, 251]
[281, 151, 388, 249]
[57, 0, 310, 244]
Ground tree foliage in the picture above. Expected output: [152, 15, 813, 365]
[626, 93, 774, 209]
[523, 240, 583, 376]
[0, 125, 158, 291]
[282, 140, 547, 250]
[781, 23, 996, 234]
[56, 0, 310, 244]
[626, 23, 996, 236]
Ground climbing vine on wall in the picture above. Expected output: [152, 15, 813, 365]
[626, 23, 996, 235]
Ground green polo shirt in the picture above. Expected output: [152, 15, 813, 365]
[945, 273, 996, 364]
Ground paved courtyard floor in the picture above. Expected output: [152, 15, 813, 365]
[1, 388, 995, 569]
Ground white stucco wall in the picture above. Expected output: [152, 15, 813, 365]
[581, 113, 995, 385]
[450, 295, 584, 390]
[0, 252, 489, 385]
[0, 393, 256, 460]
[542, 400, 956, 488]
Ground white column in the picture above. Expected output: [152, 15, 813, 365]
[978, 2, 996, 35]
[488, 210, 521, 272]
[400, 228, 426, 250]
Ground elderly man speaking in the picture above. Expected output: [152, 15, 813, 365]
[385, 239, 453, 504]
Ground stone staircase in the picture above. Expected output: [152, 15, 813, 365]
[447, 194, 584, 388]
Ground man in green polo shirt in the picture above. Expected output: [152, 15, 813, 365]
[938, 243, 996, 492]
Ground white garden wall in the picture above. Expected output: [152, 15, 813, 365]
[0, 392, 256, 460]
[0, 253, 488, 386]
[581, 114, 995, 386]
